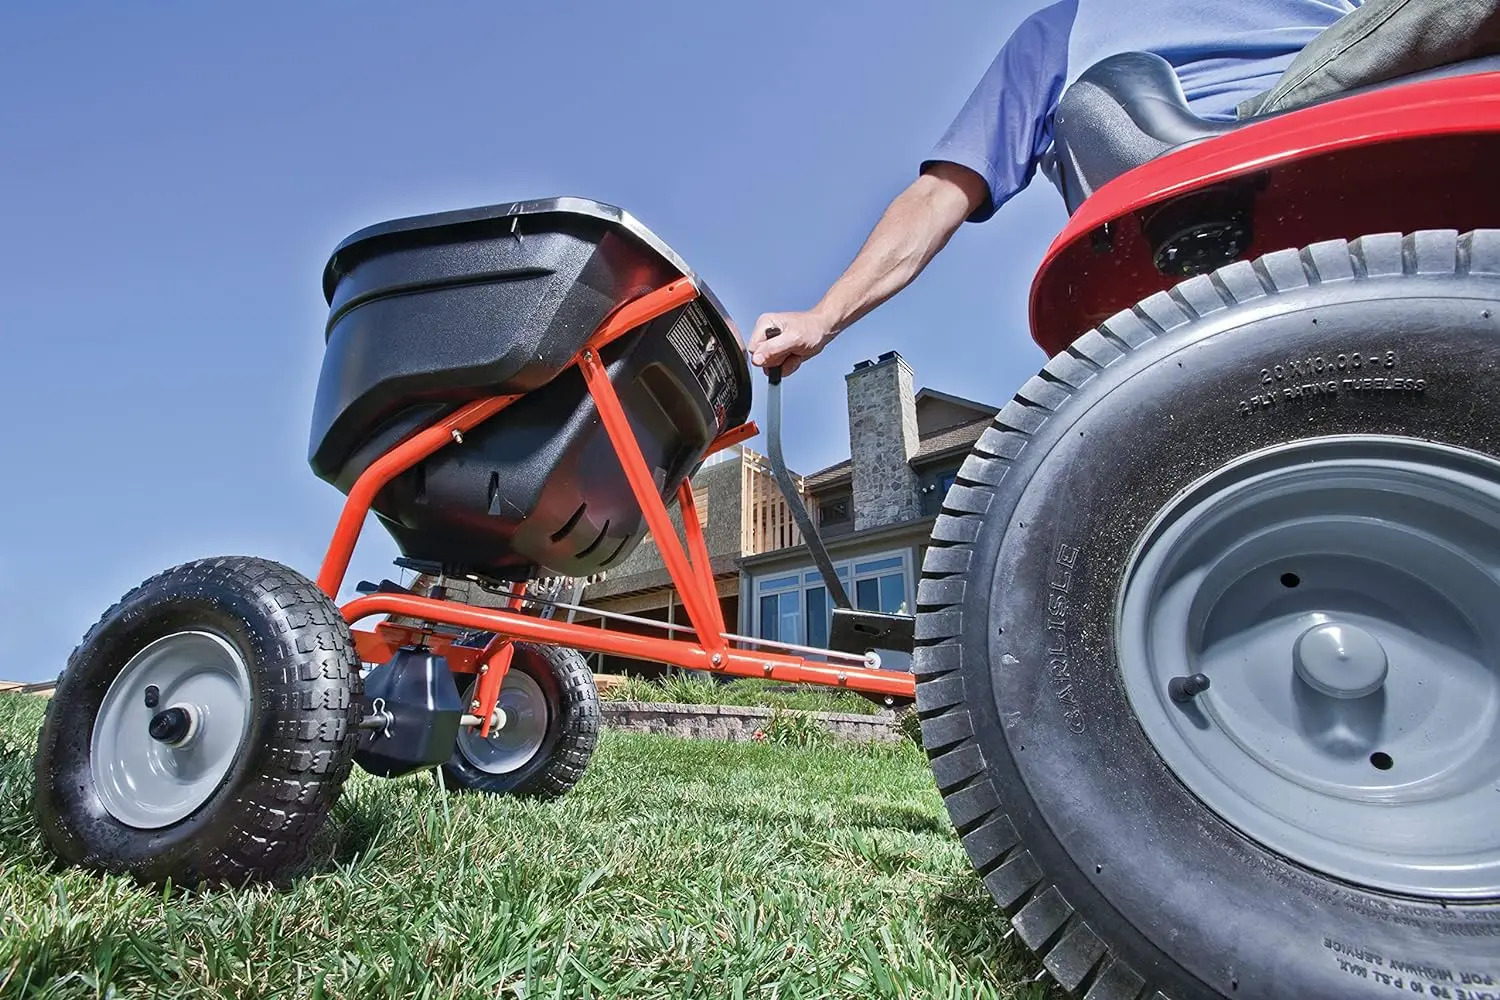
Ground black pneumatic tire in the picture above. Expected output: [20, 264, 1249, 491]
[33, 557, 361, 886]
[915, 231, 1500, 999]
[438, 642, 599, 798]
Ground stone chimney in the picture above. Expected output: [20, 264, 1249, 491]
[846, 351, 921, 530]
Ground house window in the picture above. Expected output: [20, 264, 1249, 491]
[806, 585, 829, 648]
[818, 493, 851, 527]
[752, 549, 911, 647]
[851, 555, 907, 615]
[922, 468, 961, 515]
[756, 574, 802, 645]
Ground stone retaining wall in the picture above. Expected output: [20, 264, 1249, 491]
[600, 701, 899, 743]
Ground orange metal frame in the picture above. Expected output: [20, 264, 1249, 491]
[320, 279, 917, 702]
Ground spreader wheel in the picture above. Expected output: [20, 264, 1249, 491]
[438, 642, 599, 798]
[32, 556, 361, 886]
[917, 231, 1500, 999]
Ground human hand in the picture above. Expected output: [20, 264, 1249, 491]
[746, 310, 837, 378]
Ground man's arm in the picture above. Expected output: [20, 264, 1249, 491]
[747, 162, 987, 376]
[746, 0, 1077, 377]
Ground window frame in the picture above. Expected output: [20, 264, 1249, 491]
[750, 546, 912, 645]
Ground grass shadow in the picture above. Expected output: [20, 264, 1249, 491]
[923, 883, 1069, 1000]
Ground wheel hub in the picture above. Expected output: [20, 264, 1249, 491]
[1118, 436, 1500, 899]
[147, 705, 199, 746]
[90, 630, 252, 830]
[456, 669, 549, 775]
[1293, 621, 1388, 700]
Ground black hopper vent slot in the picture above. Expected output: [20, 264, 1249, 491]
[551, 503, 587, 543]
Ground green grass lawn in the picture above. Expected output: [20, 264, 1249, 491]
[0, 694, 1057, 1000]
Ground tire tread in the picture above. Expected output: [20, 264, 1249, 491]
[439, 643, 599, 799]
[913, 230, 1499, 997]
[33, 556, 361, 886]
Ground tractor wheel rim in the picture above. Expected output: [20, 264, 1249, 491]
[90, 630, 253, 830]
[456, 669, 550, 775]
[1117, 435, 1500, 899]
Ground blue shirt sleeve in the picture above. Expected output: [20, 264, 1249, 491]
[921, 0, 1077, 222]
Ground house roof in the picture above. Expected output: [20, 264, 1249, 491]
[803, 459, 852, 490]
[802, 411, 992, 494]
[580, 552, 741, 602]
[913, 416, 990, 463]
[914, 387, 998, 420]
[738, 513, 937, 569]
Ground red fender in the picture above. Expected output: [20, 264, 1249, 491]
[1030, 71, 1500, 356]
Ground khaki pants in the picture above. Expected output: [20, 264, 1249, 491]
[1238, 0, 1500, 117]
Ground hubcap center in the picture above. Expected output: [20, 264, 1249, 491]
[148, 704, 198, 746]
[1293, 621, 1389, 700]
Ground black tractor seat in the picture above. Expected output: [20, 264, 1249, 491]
[1047, 50, 1500, 215]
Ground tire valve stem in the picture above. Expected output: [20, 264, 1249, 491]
[143, 685, 160, 709]
[1168, 673, 1212, 703]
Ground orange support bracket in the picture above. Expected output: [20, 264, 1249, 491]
[472, 590, 524, 738]
[578, 346, 728, 656]
[589, 276, 698, 353]
[705, 421, 758, 457]
[316, 395, 519, 598]
[675, 480, 725, 636]
[351, 623, 489, 672]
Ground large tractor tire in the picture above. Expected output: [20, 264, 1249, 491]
[33, 557, 361, 886]
[916, 231, 1500, 999]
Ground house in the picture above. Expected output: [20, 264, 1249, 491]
[572, 349, 997, 675]
[735, 351, 997, 672]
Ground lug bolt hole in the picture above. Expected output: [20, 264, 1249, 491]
[1280, 572, 1301, 588]
[1370, 751, 1394, 771]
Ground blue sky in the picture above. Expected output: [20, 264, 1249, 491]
[0, 2, 1067, 681]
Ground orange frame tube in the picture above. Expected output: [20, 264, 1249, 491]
[342, 593, 915, 699]
[577, 348, 727, 655]
[674, 481, 726, 636]
[323, 280, 917, 701]
[472, 591, 523, 738]
[316, 395, 520, 598]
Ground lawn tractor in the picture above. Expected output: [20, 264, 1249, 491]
[31, 40, 1500, 1000]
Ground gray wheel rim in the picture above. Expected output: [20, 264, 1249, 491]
[1117, 435, 1500, 899]
[90, 630, 253, 830]
[456, 668, 550, 775]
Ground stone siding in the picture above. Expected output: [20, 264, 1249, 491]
[846, 354, 920, 531]
[601, 701, 899, 743]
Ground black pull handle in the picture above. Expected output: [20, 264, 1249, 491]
[759, 326, 851, 610]
[763, 325, 783, 385]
